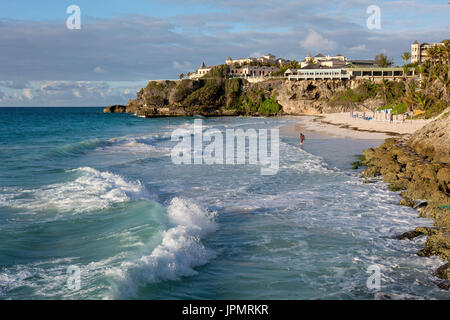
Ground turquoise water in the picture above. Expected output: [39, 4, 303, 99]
[0, 107, 447, 300]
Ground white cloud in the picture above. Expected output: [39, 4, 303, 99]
[300, 30, 337, 53]
[349, 44, 367, 52]
[22, 88, 33, 100]
[250, 52, 263, 58]
[93, 66, 107, 73]
[73, 90, 82, 98]
[172, 61, 193, 71]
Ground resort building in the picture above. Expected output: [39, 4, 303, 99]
[226, 54, 285, 66]
[411, 40, 448, 63]
[189, 61, 212, 79]
[230, 65, 279, 78]
[347, 60, 377, 68]
[226, 56, 257, 66]
[345, 67, 416, 81]
[285, 67, 416, 81]
[300, 53, 348, 68]
[285, 68, 350, 80]
[257, 53, 277, 64]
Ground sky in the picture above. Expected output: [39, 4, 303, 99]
[0, 0, 448, 106]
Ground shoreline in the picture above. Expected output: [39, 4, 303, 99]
[291, 113, 431, 140]
[283, 113, 450, 289]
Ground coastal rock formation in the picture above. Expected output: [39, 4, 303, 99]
[106, 78, 384, 117]
[361, 115, 450, 284]
[104, 105, 127, 113]
[407, 110, 450, 163]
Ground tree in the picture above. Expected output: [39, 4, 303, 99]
[380, 79, 394, 103]
[437, 68, 449, 102]
[179, 73, 185, 80]
[375, 53, 393, 67]
[414, 92, 432, 110]
[401, 52, 411, 64]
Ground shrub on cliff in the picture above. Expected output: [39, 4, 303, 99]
[182, 78, 224, 107]
[170, 79, 198, 104]
[258, 98, 280, 116]
[206, 65, 230, 79]
[225, 78, 242, 108]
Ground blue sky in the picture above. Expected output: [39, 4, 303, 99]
[0, 0, 448, 106]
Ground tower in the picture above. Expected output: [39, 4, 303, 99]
[411, 40, 420, 63]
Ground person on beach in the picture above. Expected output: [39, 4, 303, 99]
[300, 133, 305, 145]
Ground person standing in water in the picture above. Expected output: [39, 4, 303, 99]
[300, 133, 305, 145]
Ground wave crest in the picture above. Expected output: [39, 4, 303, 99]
[0, 167, 148, 214]
[106, 198, 218, 298]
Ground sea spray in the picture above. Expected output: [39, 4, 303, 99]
[0, 167, 148, 214]
[106, 198, 218, 298]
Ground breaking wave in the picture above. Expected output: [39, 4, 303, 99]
[106, 197, 218, 298]
[0, 167, 148, 214]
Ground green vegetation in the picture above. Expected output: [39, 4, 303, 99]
[378, 102, 408, 115]
[402, 40, 450, 118]
[183, 78, 225, 108]
[351, 154, 366, 169]
[329, 81, 380, 107]
[330, 41, 449, 118]
[257, 97, 281, 116]
[205, 64, 230, 79]
[271, 60, 302, 76]
[375, 53, 394, 67]
[401, 52, 411, 64]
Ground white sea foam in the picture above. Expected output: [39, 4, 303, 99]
[96, 134, 171, 155]
[278, 141, 339, 174]
[106, 197, 218, 298]
[0, 167, 148, 213]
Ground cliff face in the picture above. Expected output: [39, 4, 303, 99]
[361, 114, 450, 286]
[104, 78, 384, 117]
[274, 79, 383, 114]
[407, 109, 450, 163]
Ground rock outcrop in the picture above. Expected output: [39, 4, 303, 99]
[106, 78, 384, 117]
[361, 115, 450, 286]
[407, 110, 450, 163]
[104, 105, 127, 113]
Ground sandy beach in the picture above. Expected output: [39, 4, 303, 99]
[283, 113, 432, 140]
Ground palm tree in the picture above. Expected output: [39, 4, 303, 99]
[414, 92, 432, 110]
[427, 46, 440, 78]
[401, 52, 411, 64]
[375, 53, 393, 67]
[380, 79, 393, 103]
[178, 73, 185, 80]
[436, 65, 449, 102]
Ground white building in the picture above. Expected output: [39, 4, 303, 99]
[285, 68, 350, 80]
[230, 65, 279, 78]
[226, 54, 283, 66]
[226, 56, 257, 66]
[411, 40, 448, 63]
[189, 61, 212, 79]
[300, 53, 348, 68]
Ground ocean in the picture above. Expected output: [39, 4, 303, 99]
[0, 107, 446, 299]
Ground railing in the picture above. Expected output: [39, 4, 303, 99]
[288, 74, 351, 80]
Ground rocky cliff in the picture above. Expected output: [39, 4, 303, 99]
[407, 110, 450, 163]
[361, 113, 450, 288]
[104, 78, 385, 117]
